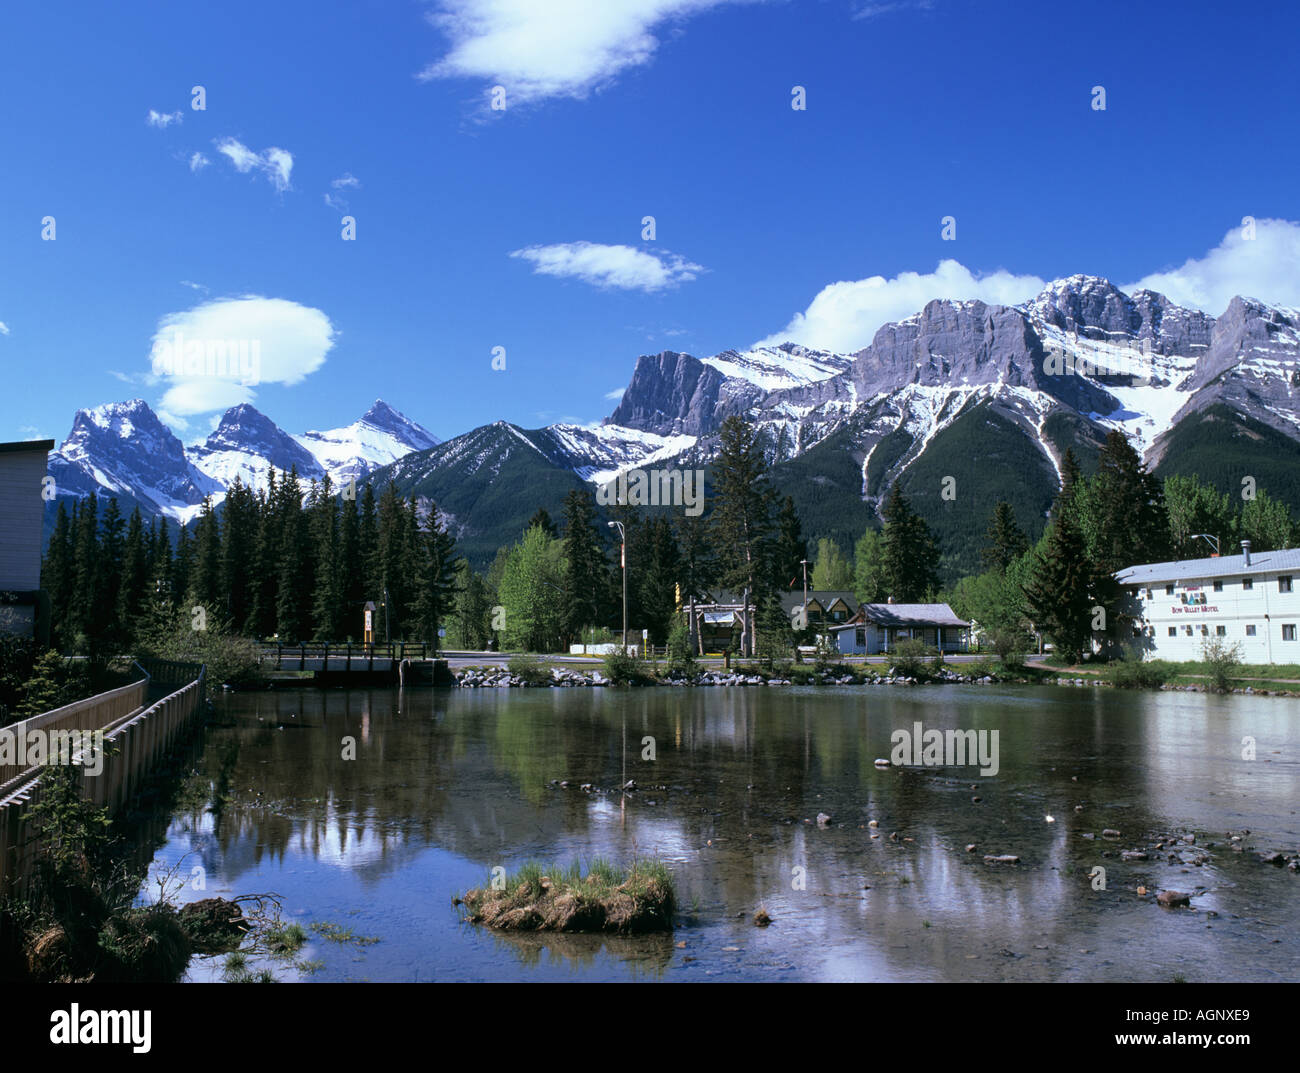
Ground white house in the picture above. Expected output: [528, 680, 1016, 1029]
[829, 602, 970, 655]
[1116, 541, 1300, 664]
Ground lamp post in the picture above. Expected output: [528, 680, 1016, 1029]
[608, 521, 627, 653]
[1191, 533, 1220, 556]
[799, 558, 810, 630]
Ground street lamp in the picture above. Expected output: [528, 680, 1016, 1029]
[1190, 533, 1220, 556]
[608, 520, 627, 653]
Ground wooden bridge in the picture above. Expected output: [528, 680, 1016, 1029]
[256, 642, 451, 684]
[0, 658, 207, 898]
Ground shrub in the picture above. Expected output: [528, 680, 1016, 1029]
[666, 616, 695, 669]
[1106, 659, 1168, 690]
[1200, 637, 1244, 693]
[989, 627, 1029, 667]
[889, 638, 931, 679]
[506, 655, 553, 686]
[602, 650, 648, 686]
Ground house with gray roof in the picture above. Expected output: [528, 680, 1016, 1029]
[828, 601, 970, 655]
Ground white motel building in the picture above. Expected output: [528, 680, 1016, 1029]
[1117, 541, 1300, 664]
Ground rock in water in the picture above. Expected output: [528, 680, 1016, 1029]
[1156, 890, 1190, 908]
[816, 812, 832, 827]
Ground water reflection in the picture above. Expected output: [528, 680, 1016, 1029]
[149, 684, 1299, 982]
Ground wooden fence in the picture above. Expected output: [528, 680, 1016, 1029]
[0, 663, 206, 899]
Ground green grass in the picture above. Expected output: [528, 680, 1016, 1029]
[460, 858, 676, 934]
[265, 921, 308, 956]
[309, 922, 380, 945]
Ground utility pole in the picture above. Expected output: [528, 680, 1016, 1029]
[608, 520, 627, 653]
[800, 558, 810, 629]
[383, 582, 391, 644]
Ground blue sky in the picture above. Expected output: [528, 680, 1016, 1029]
[2, 0, 1298, 446]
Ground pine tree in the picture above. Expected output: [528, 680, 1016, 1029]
[309, 476, 342, 640]
[151, 517, 173, 612]
[94, 497, 126, 651]
[559, 489, 607, 645]
[771, 495, 807, 591]
[880, 483, 939, 602]
[1022, 513, 1095, 664]
[337, 487, 364, 639]
[527, 507, 559, 538]
[275, 468, 311, 640]
[221, 477, 258, 633]
[359, 482, 379, 601]
[41, 501, 74, 650]
[375, 483, 410, 639]
[191, 496, 222, 612]
[981, 501, 1029, 574]
[171, 522, 193, 617]
[117, 507, 149, 646]
[709, 416, 775, 656]
[454, 563, 492, 649]
[674, 512, 717, 655]
[412, 500, 461, 650]
[638, 516, 681, 644]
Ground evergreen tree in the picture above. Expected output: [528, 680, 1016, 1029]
[559, 489, 607, 645]
[880, 484, 939, 602]
[275, 468, 311, 640]
[1053, 447, 1084, 523]
[771, 495, 807, 591]
[171, 522, 193, 618]
[248, 473, 279, 638]
[375, 482, 411, 638]
[359, 482, 380, 600]
[93, 497, 126, 651]
[221, 477, 258, 633]
[674, 512, 717, 655]
[412, 500, 461, 650]
[1164, 474, 1236, 560]
[1022, 513, 1095, 664]
[981, 501, 1029, 574]
[309, 476, 342, 640]
[41, 502, 74, 650]
[454, 563, 492, 650]
[117, 507, 149, 645]
[337, 488, 364, 638]
[151, 518, 173, 612]
[526, 507, 559, 539]
[709, 416, 775, 655]
[638, 516, 681, 644]
[191, 496, 223, 612]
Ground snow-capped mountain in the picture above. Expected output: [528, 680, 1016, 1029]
[296, 400, 440, 487]
[46, 398, 438, 527]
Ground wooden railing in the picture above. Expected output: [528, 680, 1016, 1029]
[256, 641, 432, 668]
[0, 663, 206, 899]
[0, 677, 147, 795]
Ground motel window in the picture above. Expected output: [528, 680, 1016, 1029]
[1216, 625, 1226, 636]
[1284, 625, 1297, 642]
[855, 627, 866, 648]
[1165, 584, 1175, 595]
[1183, 626, 1193, 636]
[1280, 576, 1294, 593]
[1200, 625, 1209, 635]
[1246, 624, 1257, 637]
[1242, 577, 1253, 590]
[1213, 580, 1223, 592]
[1167, 627, 1177, 637]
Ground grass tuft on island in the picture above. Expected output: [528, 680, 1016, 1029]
[458, 859, 675, 934]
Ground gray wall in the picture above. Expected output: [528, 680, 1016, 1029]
[0, 446, 51, 590]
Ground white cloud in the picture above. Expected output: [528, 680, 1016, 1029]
[0, 321, 9, 335]
[179, 280, 208, 293]
[147, 109, 183, 128]
[1125, 218, 1300, 314]
[511, 241, 704, 291]
[853, 0, 935, 19]
[603, 387, 625, 401]
[149, 296, 336, 416]
[755, 259, 1046, 352]
[214, 137, 294, 191]
[419, 0, 747, 106]
[188, 152, 210, 172]
[17, 426, 48, 441]
[331, 173, 361, 189]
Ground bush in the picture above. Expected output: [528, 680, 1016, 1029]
[136, 610, 259, 688]
[1106, 659, 1169, 690]
[506, 655, 553, 686]
[602, 650, 648, 686]
[989, 627, 1029, 667]
[1200, 637, 1244, 693]
[666, 616, 695, 669]
[889, 638, 931, 679]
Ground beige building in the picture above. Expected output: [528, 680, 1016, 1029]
[0, 439, 55, 640]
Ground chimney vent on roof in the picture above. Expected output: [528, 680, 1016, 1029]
[1241, 540, 1251, 566]
[887, 596, 895, 604]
